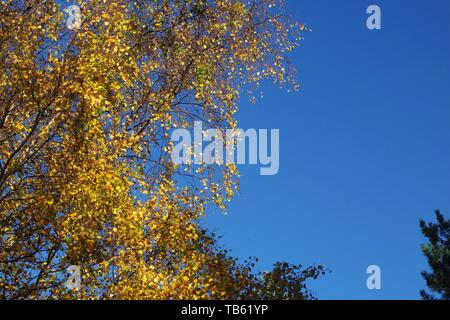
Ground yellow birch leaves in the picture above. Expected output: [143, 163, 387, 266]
[0, 0, 305, 299]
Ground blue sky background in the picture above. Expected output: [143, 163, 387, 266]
[204, 0, 450, 299]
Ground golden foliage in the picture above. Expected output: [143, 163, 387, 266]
[0, 0, 304, 299]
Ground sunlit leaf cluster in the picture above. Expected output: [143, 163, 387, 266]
[0, 0, 308, 299]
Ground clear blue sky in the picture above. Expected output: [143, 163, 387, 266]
[205, 0, 450, 299]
